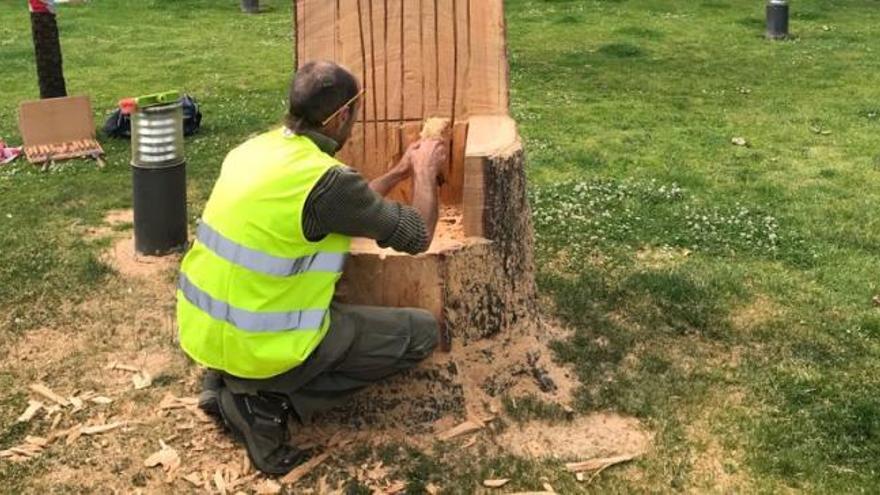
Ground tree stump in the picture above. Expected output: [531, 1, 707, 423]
[294, 0, 536, 350]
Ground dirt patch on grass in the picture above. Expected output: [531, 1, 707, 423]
[104, 237, 180, 280]
[685, 390, 751, 492]
[496, 413, 651, 460]
[729, 295, 783, 333]
[635, 245, 692, 270]
[80, 209, 134, 240]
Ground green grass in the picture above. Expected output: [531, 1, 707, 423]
[3, 0, 880, 492]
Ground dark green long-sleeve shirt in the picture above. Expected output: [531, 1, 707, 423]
[298, 130, 429, 254]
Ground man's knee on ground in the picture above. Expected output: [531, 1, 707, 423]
[407, 309, 439, 360]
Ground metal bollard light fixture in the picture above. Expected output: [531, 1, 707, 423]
[766, 0, 789, 40]
[124, 91, 188, 256]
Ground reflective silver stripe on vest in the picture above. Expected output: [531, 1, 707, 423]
[196, 222, 346, 277]
[178, 274, 327, 332]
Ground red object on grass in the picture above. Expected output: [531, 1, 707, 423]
[28, 0, 56, 14]
[118, 98, 138, 115]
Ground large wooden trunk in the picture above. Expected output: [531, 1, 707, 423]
[294, 0, 536, 348]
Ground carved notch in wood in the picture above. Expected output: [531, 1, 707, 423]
[294, 0, 536, 346]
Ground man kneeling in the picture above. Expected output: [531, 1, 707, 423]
[176, 61, 447, 474]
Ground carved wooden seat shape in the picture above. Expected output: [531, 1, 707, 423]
[294, 0, 534, 347]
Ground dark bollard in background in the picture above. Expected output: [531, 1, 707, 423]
[766, 0, 789, 40]
[241, 0, 260, 14]
[133, 165, 188, 255]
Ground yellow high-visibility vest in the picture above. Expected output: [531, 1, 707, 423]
[177, 128, 350, 379]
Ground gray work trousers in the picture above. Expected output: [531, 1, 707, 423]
[222, 303, 438, 423]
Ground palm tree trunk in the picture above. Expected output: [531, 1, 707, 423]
[29, 9, 67, 99]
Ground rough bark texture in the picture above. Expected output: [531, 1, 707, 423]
[443, 146, 537, 343]
[30, 12, 67, 99]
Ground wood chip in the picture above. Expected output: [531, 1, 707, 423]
[90, 396, 113, 405]
[381, 481, 407, 494]
[82, 422, 124, 435]
[731, 137, 748, 147]
[425, 483, 441, 495]
[30, 384, 70, 407]
[575, 472, 585, 482]
[565, 453, 639, 473]
[25, 436, 49, 448]
[483, 479, 510, 488]
[214, 468, 227, 495]
[65, 425, 83, 445]
[436, 420, 483, 441]
[16, 400, 43, 423]
[132, 371, 153, 390]
[144, 444, 181, 473]
[182, 472, 203, 487]
[49, 412, 62, 430]
[542, 482, 556, 492]
[69, 396, 84, 412]
[159, 394, 199, 410]
[109, 363, 141, 373]
[280, 451, 331, 485]
[253, 479, 282, 494]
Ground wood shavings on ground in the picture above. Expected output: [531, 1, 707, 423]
[214, 468, 228, 494]
[105, 362, 153, 389]
[253, 479, 282, 494]
[483, 478, 510, 488]
[29, 383, 70, 406]
[159, 393, 199, 410]
[280, 451, 331, 485]
[565, 453, 639, 473]
[436, 420, 483, 441]
[0, 435, 50, 462]
[106, 362, 141, 373]
[132, 371, 153, 390]
[81, 421, 125, 435]
[182, 472, 204, 487]
[16, 400, 43, 423]
[144, 440, 181, 480]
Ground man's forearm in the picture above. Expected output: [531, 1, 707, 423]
[368, 167, 407, 197]
[410, 170, 439, 245]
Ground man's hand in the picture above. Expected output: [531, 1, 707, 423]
[412, 138, 449, 185]
[368, 142, 421, 197]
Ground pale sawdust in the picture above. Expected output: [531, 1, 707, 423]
[105, 236, 180, 280]
[1, 209, 654, 492]
[351, 205, 470, 255]
[497, 413, 651, 461]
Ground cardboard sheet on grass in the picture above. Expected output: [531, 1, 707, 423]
[18, 95, 103, 163]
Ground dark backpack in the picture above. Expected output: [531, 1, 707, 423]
[104, 94, 203, 138]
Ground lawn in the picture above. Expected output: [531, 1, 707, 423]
[2, 0, 880, 492]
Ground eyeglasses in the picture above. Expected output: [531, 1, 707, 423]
[320, 88, 366, 126]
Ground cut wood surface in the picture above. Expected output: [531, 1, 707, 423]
[300, 0, 537, 347]
[295, 0, 509, 177]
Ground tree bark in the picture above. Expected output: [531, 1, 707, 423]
[29, 11, 67, 99]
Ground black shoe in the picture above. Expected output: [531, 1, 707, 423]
[216, 388, 309, 475]
[198, 370, 223, 418]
